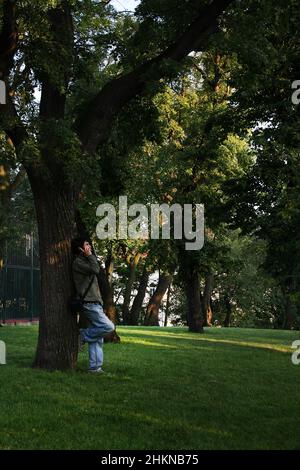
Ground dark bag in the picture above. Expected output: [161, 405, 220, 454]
[69, 275, 95, 315]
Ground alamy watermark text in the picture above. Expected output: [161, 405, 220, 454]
[96, 196, 204, 251]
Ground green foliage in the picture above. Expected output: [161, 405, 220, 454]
[0, 134, 36, 256]
[212, 230, 280, 327]
[38, 119, 84, 185]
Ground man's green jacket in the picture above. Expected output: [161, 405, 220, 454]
[72, 253, 103, 303]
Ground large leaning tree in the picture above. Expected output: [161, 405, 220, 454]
[0, 0, 233, 370]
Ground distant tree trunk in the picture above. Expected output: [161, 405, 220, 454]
[282, 295, 297, 330]
[178, 244, 204, 333]
[164, 284, 172, 327]
[121, 253, 143, 324]
[129, 265, 149, 325]
[144, 274, 172, 326]
[185, 269, 204, 333]
[279, 278, 298, 330]
[202, 273, 214, 326]
[122, 260, 136, 324]
[223, 294, 232, 327]
[98, 266, 120, 343]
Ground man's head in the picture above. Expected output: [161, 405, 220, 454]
[71, 237, 91, 255]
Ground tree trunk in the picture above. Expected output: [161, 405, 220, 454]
[282, 277, 298, 329]
[178, 245, 204, 333]
[223, 294, 232, 327]
[164, 284, 171, 327]
[122, 260, 136, 324]
[99, 266, 117, 324]
[185, 269, 204, 333]
[202, 273, 214, 326]
[129, 265, 149, 325]
[144, 274, 172, 326]
[98, 266, 120, 343]
[282, 295, 297, 330]
[30, 179, 78, 370]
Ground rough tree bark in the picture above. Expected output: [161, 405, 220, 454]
[129, 264, 149, 325]
[177, 240, 204, 333]
[29, 177, 79, 369]
[185, 269, 204, 333]
[144, 274, 172, 326]
[122, 252, 144, 324]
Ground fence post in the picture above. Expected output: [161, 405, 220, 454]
[3, 241, 8, 323]
[0, 340, 6, 364]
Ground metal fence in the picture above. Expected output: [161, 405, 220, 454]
[0, 234, 40, 323]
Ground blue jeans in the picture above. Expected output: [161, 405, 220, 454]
[81, 303, 115, 370]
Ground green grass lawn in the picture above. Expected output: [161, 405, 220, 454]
[0, 325, 300, 450]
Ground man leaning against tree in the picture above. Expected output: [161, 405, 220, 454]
[71, 238, 115, 373]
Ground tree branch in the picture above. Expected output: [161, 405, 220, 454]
[0, 1, 28, 151]
[0, 0, 18, 78]
[39, 1, 74, 119]
[0, 93, 27, 149]
[10, 166, 26, 192]
[76, 0, 233, 153]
